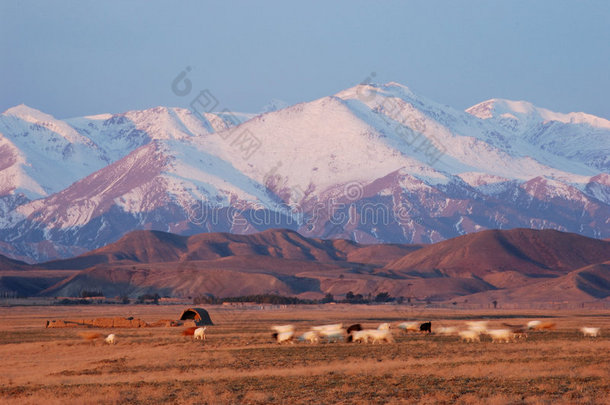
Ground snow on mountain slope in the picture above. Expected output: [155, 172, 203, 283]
[186, 82, 599, 207]
[202, 95, 422, 199]
[0, 105, 110, 198]
[0, 82, 608, 261]
[467, 99, 610, 171]
[0, 137, 286, 261]
[0, 105, 244, 200]
[337, 83, 598, 180]
[467, 98, 610, 129]
[585, 174, 610, 205]
[8, 139, 279, 227]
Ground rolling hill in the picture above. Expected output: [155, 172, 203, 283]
[0, 253, 30, 271]
[4, 228, 603, 304]
[454, 261, 610, 305]
[384, 228, 610, 277]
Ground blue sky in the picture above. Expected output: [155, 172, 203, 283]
[1, 1, 609, 119]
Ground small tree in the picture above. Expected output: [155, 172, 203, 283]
[321, 293, 334, 303]
[375, 292, 391, 303]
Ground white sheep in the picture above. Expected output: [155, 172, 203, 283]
[104, 334, 116, 345]
[580, 327, 601, 337]
[466, 321, 489, 334]
[312, 324, 343, 342]
[458, 330, 481, 343]
[272, 325, 295, 334]
[486, 329, 514, 343]
[377, 323, 391, 330]
[271, 325, 295, 344]
[367, 329, 394, 344]
[194, 327, 207, 340]
[319, 328, 344, 343]
[526, 320, 541, 330]
[349, 329, 371, 343]
[298, 330, 319, 344]
[437, 326, 458, 336]
[275, 331, 295, 344]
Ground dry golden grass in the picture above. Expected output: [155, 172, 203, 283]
[0, 304, 609, 404]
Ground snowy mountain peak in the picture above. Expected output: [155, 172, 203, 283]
[2, 104, 57, 123]
[467, 99, 610, 129]
[378, 81, 419, 97]
[335, 81, 419, 103]
[465, 98, 610, 172]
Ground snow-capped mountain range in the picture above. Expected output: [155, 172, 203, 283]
[0, 82, 608, 262]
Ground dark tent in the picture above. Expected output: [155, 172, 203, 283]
[179, 307, 214, 325]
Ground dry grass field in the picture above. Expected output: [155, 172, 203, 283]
[0, 304, 609, 404]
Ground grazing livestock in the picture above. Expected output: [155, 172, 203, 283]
[378, 323, 391, 331]
[194, 327, 207, 340]
[486, 329, 514, 343]
[466, 321, 488, 333]
[273, 331, 295, 344]
[347, 329, 371, 343]
[367, 329, 394, 344]
[459, 330, 481, 343]
[319, 328, 344, 343]
[397, 322, 419, 333]
[298, 331, 319, 344]
[420, 322, 432, 334]
[272, 325, 296, 334]
[271, 325, 295, 344]
[526, 320, 541, 330]
[347, 324, 362, 334]
[436, 327, 457, 336]
[580, 327, 601, 337]
[312, 324, 343, 342]
[104, 334, 116, 345]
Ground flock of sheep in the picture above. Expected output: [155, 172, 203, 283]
[268, 320, 602, 344]
[272, 323, 396, 344]
[85, 321, 602, 346]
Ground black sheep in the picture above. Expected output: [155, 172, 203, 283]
[420, 321, 432, 333]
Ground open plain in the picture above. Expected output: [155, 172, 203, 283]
[0, 304, 609, 404]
